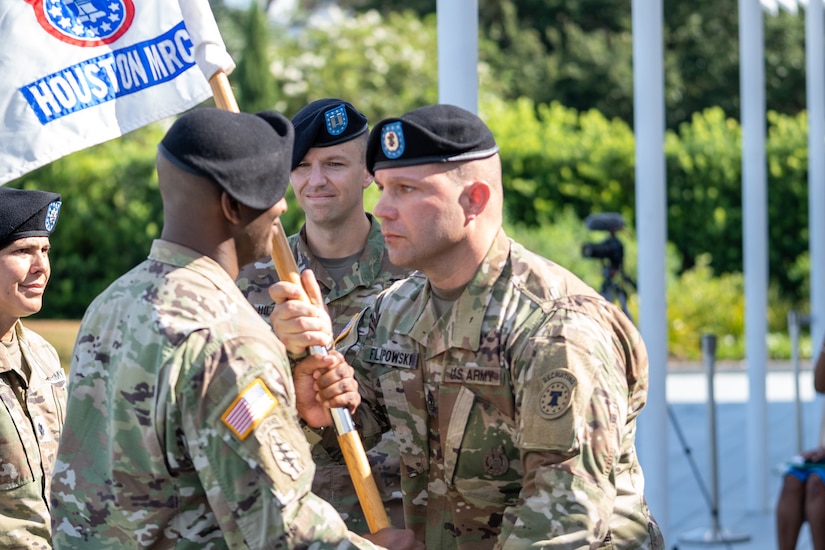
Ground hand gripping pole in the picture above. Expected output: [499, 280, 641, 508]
[207, 71, 390, 533]
[179, 0, 393, 526]
[204, 69, 390, 533]
[207, 71, 390, 532]
[269, 219, 391, 533]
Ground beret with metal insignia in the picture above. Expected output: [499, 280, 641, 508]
[290, 98, 369, 170]
[366, 104, 499, 174]
[0, 187, 62, 249]
[158, 107, 294, 210]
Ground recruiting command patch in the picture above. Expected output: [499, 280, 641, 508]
[538, 369, 577, 420]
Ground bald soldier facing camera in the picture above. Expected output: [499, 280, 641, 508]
[270, 104, 665, 549]
[50, 108, 420, 550]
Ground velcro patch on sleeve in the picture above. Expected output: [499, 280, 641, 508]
[221, 379, 278, 440]
[538, 369, 576, 419]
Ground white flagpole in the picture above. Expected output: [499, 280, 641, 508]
[437, 0, 478, 113]
[740, 0, 769, 511]
[632, 0, 669, 536]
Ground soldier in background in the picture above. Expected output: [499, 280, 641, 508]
[50, 107, 420, 550]
[237, 98, 410, 533]
[270, 104, 665, 549]
[0, 187, 65, 548]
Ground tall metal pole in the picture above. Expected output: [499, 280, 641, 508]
[436, 0, 478, 114]
[789, 310, 805, 455]
[679, 335, 750, 544]
[739, 0, 769, 512]
[631, 0, 668, 536]
[704, 335, 721, 536]
[807, 0, 825, 395]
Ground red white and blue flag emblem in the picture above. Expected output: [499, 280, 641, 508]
[1, 0, 233, 185]
[24, 0, 135, 46]
[221, 379, 278, 441]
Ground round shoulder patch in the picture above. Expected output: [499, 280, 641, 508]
[538, 369, 577, 420]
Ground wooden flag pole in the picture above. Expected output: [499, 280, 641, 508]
[208, 72, 238, 112]
[269, 217, 391, 533]
[208, 72, 391, 533]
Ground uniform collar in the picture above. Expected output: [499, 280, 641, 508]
[294, 214, 388, 297]
[148, 240, 242, 300]
[401, 230, 510, 357]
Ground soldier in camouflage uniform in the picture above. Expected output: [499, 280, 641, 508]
[237, 99, 410, 533]
[49, 108, 420, 550]
[270, 104, 665, 549]
[0, 187, 65, 549]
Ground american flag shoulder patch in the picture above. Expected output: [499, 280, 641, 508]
[221, 379, 278, 440]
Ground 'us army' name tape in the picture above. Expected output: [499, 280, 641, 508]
[444, 366, 502, 385]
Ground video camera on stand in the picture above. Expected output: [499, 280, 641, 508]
[581, 212, 626, 272]
[580, 212, 636, 319]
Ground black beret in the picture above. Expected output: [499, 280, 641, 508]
[0, 188, 62, 249]
[366, 104, 499, 174]
[158, 107, 293, 210]
[290, 98, 369, 170]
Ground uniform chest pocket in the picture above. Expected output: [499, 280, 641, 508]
[0, 387, 36, 490]
[378, 369, 427, 478]
[446, 386, 522, 507]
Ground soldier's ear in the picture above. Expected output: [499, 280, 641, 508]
[220, 191, 243, 224]
[461, 180, 491, 220]
[362, 168, 374, 190]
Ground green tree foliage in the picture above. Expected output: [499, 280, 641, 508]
[262, 7, 439, 123]
[482, 97, 810, 303]
[663, 107, 810, 302]
[766, 109, 810, 300]
[667, 254, 746, 359]
[483, 96, 636, 227]
[665, 108, 743, 275]
[335, 0, 806, 129]
[233, 2, 279, 112]
[664, 2, 806, 127]
[662, 0, 743, 127]
[7, 125, 167, 318]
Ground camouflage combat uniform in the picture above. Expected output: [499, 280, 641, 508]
[50, 240, 379, 549]
[238, 214, 410, 336]
[237, 214, 411, 534]
[0, 321, 66, 549]
[338, 230, 665, 549]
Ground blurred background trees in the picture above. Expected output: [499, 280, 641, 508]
[7, 0, 813, 359]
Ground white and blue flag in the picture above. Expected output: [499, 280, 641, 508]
[1, 0, 234, 184]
